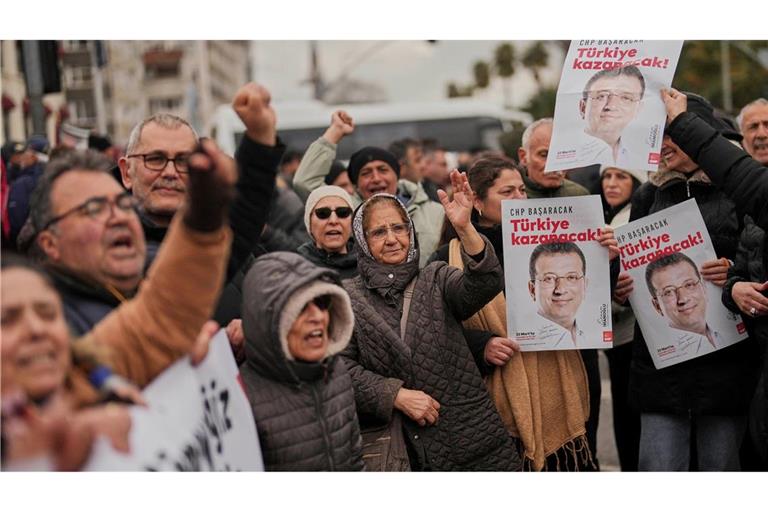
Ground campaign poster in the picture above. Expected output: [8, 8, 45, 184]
[545, 40, 683, 174]
[615, 200, 748, 369]
[501, 195, 612, 351]
[84, 331, 264, 471]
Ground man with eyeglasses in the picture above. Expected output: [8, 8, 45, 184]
[646, 252, 721, 354]
[528, 242, 589, 348]
[118, 83, 285, 276]
[577, 65, 646, 169]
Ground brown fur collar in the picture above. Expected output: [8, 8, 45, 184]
[649, 167, 712, 188]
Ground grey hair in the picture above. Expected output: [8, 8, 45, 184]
[736, 98, 768, 132]
[521, 118, 553, 151]
[125, 113, 199, 155]
[29, 150, 115, 233]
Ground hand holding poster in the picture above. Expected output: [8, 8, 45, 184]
[615, 200, 748, 369]
[84, 330, 264, 471]
[501, 196, 612, 351]
[545, 40, 683, 173]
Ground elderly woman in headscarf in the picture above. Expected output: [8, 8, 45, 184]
[340, 170, 521, 471]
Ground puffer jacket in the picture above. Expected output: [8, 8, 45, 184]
[340, 195, 521, 471]
[240, 252, 365, 471]
[628, 167, 759, 415]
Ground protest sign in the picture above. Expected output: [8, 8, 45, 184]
[501, 195, 612, 351]
[615, 199, 747, 369]
[545, 40, 683, 174]
[84, 330, 264, 471]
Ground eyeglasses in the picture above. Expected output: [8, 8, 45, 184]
[366, 222, 410, 241]
[126, 152, 191, 173]
[657, 278, 701, 301]
[586, 91, 642, 105]
[42, 192, 140, 231]
[314, 206, 352, 220]
[533, 272, 585, 288]
[302, 294, 332, 313]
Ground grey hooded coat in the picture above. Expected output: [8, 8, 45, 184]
[240, 252, 364, 471]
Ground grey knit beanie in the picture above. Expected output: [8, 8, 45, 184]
[303, 185, 354, 237]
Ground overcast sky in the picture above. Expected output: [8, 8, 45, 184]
[252, 41, 566, 108]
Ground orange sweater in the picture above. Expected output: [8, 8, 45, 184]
[73, 214, 232, 402]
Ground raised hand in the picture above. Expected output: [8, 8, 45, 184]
[437, 169, 474, 232]
[232, 82, 277, 146]
[184, 138, 238, 232]
[323, 110, 355, 145]
[661, 88, 688, 124]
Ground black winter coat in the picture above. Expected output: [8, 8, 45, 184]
[667, 110, 768, 453]
[628, 167, 759, 415]
[340, 236, 521, 471]
[240, 252, 364, 471]
[296, 240, 359, 280]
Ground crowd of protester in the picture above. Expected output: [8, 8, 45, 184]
[2, 75, 767, 472]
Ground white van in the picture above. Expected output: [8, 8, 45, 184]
[213, 98, 532, 159]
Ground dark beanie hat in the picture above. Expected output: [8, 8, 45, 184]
[684, 92, 743, 143]
[347, 146, 400, 185]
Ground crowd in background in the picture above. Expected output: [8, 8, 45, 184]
[2, 74, 768, 472]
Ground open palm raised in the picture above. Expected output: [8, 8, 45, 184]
[437, 169, 475, 231]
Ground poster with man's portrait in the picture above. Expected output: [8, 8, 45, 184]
[501, 196, 612, 351]
[615, 200, 748, 369]
[545, 40, 683, 174]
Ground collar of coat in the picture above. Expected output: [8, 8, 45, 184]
[649, 167, 712, 188]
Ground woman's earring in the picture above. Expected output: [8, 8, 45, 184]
[478, 208, 483, 218]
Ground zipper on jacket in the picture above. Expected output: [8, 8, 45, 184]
[686, 180, 691, 198]
[310, 384, 336, 471]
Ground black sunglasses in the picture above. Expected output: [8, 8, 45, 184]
[303, 294, 333, 312]
[314, 206, 352, 220]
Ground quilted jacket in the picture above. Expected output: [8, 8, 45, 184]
[340, 201, 521, 471]
[240, 252, 365, 471]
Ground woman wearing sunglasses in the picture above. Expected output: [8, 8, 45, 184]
[239, 252, 364, 470]
[338, 171, 521, 471]
[298, 185, 358, 280]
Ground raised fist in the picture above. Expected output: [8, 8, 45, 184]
[323, 110, 355, 145]
[232, 82, 277, 146]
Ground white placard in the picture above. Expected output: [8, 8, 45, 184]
[501, 195, 613, 351]
[615, 199, 748, 369]
[84, 330, 264, 471]
[546, 39, 683, 173]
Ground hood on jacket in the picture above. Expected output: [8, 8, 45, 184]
[351, 193, 418, 264]
[241, 252, 354, 384]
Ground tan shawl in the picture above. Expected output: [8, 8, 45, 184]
[449, 239, 593, 470]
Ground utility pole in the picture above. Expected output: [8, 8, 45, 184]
[21, 40, 46, 135]
[721, 41, 733, 113]
[91, 41, 108, 135]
